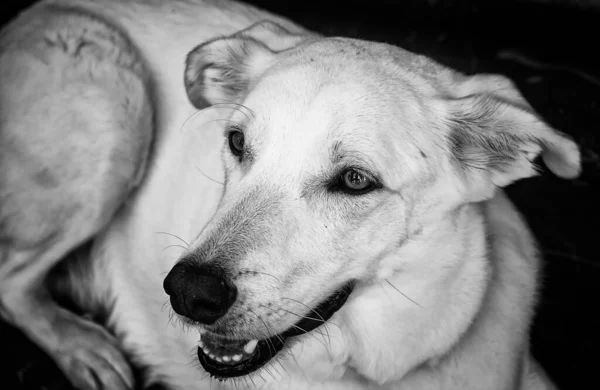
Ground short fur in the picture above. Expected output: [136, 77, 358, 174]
[0, 1, 578, 389]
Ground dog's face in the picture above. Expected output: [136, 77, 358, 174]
[164, 21, 580, 381]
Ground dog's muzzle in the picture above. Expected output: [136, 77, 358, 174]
[195, 281, 355, 379]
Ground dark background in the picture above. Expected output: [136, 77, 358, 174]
[1, 0, 598, 389]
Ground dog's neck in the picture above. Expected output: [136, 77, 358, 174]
[322, 201, 492, 385]
[312, 193, 538, 389]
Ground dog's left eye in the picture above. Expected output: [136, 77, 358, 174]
[335, 169, 377, 195]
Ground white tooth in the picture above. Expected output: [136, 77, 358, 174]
[232, 354, 242, 362]
[209, 353, 216, 360]
[203, 347, 210, 355]
[222, 356, 231, 362]
[244, 339, 258, 354]
[215, 356, 222, 362]
[198, 340, 204, 348]
[198, 328, 206, 335]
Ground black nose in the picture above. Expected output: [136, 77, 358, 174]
[163, 262, 237, 325]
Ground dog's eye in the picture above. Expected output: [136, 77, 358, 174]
[336, 169, 375, 194]
[342, 170, 370, 190]
[228, 130, 244, 157]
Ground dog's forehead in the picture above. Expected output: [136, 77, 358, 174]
[246, 47, 406, 129]
[242, 37, 446, 130]
[222, 38, 450, 184]
[284, 38, 451, 89]
[242, 73, 393, 167]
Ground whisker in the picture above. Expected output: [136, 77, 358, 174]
[285, 347, 311, 384]
[276, 301, 333, 346]
[258, 304, 310, 350]
[261, 304, 321, 362]
[257, 303, 282, 319]
[278, 307, 335, 344]
[212, 99, 256, 119]
[289, 324, 332, 359]
[280, 297, 325, 322]
[268, 325, 286, 348]
[209, 102, 253, 122]
[385, 279, 423, 308]
[162, 244, 188, 252]
[239, 269, 281, 283]
[180, 109, 206, 133]
[378, 281, 393, 300]
[180, 108, 230, 186]
[180, 105, 243, 133]
[281, 297, 341, 335]
[195, 165, 225, 185]
[275, 357, 290, 380]
[252, 323, 272, 345]
[312, 327, 330, 346]
[249, 309, 277, 357]
[154, 231, 190, 247]
[277, 307, 325, 324]
[200, 118, 241, 128]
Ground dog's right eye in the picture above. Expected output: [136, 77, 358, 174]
[228, 130, 244, 157]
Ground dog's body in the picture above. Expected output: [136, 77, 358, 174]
[0, 1, 579, 389]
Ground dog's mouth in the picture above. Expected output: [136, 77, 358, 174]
[197, 281, 355, 379]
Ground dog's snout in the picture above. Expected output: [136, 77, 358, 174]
[163, 263, 237, 325]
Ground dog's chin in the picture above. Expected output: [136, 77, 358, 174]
[196, 281, 355, 379]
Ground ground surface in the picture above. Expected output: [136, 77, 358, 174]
[1, 0, 598, 389]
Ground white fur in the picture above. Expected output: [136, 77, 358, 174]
[1, 1, 577, 389]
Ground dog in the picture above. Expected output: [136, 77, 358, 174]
[0, 0, 580, 389]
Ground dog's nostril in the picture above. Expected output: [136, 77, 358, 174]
[163, 263, 237, 325]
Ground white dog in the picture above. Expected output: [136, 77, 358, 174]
[0, 1, 579, 389]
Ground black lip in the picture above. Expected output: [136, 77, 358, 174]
[197, 281, 355, 379]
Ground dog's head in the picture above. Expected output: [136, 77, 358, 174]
[164, 21, 580, 382]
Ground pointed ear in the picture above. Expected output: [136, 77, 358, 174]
[184, 20, 311, 108]
[441, 74, 580, 200]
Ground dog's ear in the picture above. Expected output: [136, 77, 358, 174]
[440, 73, 581, 200]
[184, 21, 309, 108]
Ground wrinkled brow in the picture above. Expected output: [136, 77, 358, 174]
[329, 139, 378, 171]
[330, 140, 345, 164]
